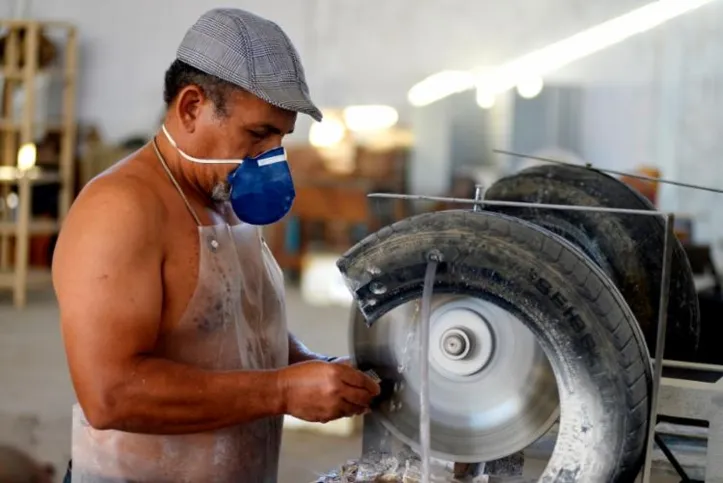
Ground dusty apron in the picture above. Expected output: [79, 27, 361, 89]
[69, 142, 289, 483]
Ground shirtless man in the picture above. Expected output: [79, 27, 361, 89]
[52, 8, 380, 483]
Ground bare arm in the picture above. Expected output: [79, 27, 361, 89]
[53, 178, 285, 435]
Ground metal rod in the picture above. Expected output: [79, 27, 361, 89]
[494, 149, 723, 196]
[473, 184, 484, 212]
[653, 433, 693, 483]
[420, 256, 440, 483]
[367, 193, 665, 216]
[641, 213, 675, 483]
[658, 359, 723, 374]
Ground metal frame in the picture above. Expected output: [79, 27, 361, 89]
[356, 151, 723, 482]
[656, 361, 723, 483]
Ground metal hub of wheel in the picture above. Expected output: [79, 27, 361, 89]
[352, 295, 560, 463]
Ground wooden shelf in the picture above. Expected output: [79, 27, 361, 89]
[0, 18, 78, 308]
[0, 219, 59, 236]
[0, 19, 75, 30]
[1, 67, 74, 81]
[0, 166, 61, 185]
[0, 118, 68, 132]
[0, 267, 51, 288]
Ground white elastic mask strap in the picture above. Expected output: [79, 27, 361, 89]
[161, 124, 242, 165]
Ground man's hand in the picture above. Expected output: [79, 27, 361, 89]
[330, 356, 353, 367]
[278, 361, 380, 423]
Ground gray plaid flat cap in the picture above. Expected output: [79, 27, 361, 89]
[177, 8, 322, 122]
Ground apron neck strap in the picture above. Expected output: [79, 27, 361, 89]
[151, 137, 203, 227]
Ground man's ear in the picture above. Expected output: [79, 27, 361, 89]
[174, 85, 206, 133]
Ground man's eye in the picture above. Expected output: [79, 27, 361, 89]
[249, 130, 265, 139]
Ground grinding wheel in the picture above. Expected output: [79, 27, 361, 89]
[484, 163, 700, 361]
[352, 295, 559, 463]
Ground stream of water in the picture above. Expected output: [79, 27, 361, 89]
[420, 259, 439, 483]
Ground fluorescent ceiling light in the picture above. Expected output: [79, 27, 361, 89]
[408, 0, 716, 106]
[516, 76, 545, 99]
[408, 70, 476, 107]
[476, 89, 496, 109]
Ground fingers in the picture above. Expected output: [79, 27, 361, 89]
[302, 403, 365, 424]
[315, 400, 366, 423]
[286, 361, 378, 423]
[340, 385, 375, 408]
[336, 366, 381, 396]
[337, 400, 367, 418]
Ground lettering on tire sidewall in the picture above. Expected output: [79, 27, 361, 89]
[528, 268, 599, 358]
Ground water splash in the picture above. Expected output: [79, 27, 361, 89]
[397, 301, 421, 374]
[419, 259, 440, 483]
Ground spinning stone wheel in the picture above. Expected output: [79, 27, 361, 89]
[352, 295, 559, 465]
[338, 167, 699, 482]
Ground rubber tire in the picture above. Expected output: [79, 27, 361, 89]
[338, 210, 652, 483]
[483, 164, 700, 362]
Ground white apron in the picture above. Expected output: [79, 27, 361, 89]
[70, 144, 289, 483]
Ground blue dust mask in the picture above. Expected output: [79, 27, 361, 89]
[162, 125, 295, 226]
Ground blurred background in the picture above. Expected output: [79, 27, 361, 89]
[1, 0, 722, 481]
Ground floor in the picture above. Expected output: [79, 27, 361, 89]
[0, 285, 687, 482]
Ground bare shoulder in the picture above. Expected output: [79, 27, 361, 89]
[68, 160, 166, 234]
[52, 156, 167, 291]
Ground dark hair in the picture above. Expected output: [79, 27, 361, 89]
[163, 59, 238, 116]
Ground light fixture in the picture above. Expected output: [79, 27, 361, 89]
[516, 76, 544, 99]
[309, 118, 346, 148]
[6, 192, 19, 210]
[408, 71, 476, 107]
[476, 88, 496, 109]
[342, 105, 399, 132]
[408, 0, 715, 106]
[16, 142, 36, 171]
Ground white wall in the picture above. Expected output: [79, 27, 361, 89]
[574, 1, 723, 258]
[18, 0, 653, 142]
[13, 0, 723, 250]
[667, 1, 723, 249]
[581, 85, 657, 172]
